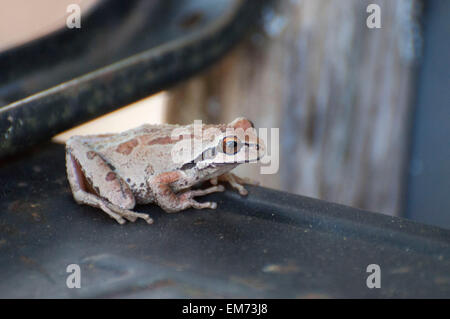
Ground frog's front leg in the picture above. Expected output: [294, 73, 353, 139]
[210, 172, 258, 196]
[66, 138, 153, 224]
[148, 171, 224, 213]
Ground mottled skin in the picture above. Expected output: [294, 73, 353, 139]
[65, 117, 265, 224]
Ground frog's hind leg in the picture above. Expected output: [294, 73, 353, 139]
[66, 149, 153, 224]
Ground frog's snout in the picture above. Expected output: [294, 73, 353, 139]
[256, 137, 266, 161]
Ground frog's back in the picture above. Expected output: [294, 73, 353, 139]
[80, 124, 187, 175]
[77, 124, 176, 149]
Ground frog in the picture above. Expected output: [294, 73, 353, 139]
[65, 117, 265, 224]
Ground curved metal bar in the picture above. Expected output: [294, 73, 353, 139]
[0, 0, 267, 158]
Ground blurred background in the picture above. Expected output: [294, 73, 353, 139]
[1, 0, 448, 228]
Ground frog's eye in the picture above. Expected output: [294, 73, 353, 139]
[221, 136, 241, 155]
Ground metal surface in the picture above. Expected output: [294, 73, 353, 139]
[0, 0, 265, 158]
[0, 142, 449, 298]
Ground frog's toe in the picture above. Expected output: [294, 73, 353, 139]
[104, 202, 154, 224]
[141, 214, 154, 224]
[228, 182, 248, 196]
[108, 212, 127, 224]
[123, 211, 154, 224]
[99, 202, 127, 224]
[217, 173, 252, 196]
[238, 187, 249, 196]
[215, 185, 225, 192]
[116, 218, 127, 225]
[190, 200, 217, 210]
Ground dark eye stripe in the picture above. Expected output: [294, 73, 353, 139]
[181, 161, 195, 170]
[202, 147, 217, 160]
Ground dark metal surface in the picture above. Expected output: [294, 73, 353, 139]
[0, 0, 265, 158]
[0, 142, 449, 298]
[405, 0, 450, 229]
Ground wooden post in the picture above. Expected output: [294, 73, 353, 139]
[166, 0, 421, 216]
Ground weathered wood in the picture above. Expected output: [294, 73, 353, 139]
[166, 0, 421, 216]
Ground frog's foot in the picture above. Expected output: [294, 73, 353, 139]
[104, 202, 154, 224]
[72, 190, 153, 224]
[178, 185, 225, 210]
[99, 200, 153, 224]
[210, 173, 258, 196]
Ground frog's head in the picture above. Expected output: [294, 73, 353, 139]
[190, 117, 265, 170]
[172, 117, 265, 171]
